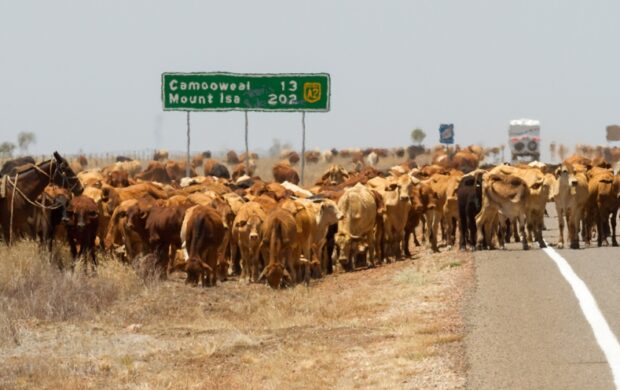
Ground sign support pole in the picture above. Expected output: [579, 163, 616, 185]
[245, 111, 249, 173]
[301, 112, 306, 185]
[186, 111, 191, 177]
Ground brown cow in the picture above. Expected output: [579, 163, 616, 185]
[105, 169, 130, 188]
[136, 161, 171, 183]
[585, 167, 619, 246]
[127, 203, 190, 278]
[553, 162, 589, 249]
[298, 197, 343, 275]
[180, 205, 225, 286]
[259, 208, 298, 289]
[227, 150, 240, 165]
[272, 162, 300, 185]
[166, 160, 197, 183]
[64, 195, 100, 273]
[280, 150, 300, 165]
[232, 202, 267, 282]
[203, 159, 231, 179]
[104, 199, 145, 260]
[231, 163, 255, 181]
[304, 150, 321, 164]
[476, 165, 530, 250]
[403, 180, 433, 255]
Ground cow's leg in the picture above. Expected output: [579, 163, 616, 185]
[518, 217, 529, 250]
[556, 206, 565, 249]
[597, 212, 605, 247]
[569, 209, 581, 249]
[468, 208, 477, 250]
[207, 248, 217, 287]
[458, 203, 468, 250]
[367, 234, 376, 268]
[536, 215, 546, 248]
[239, 245, 250, 282]
[611, 209, 618, 247]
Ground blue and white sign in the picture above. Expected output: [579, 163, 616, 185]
[439, 123, 454, 144]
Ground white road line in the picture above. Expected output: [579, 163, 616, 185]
[543, 246, 620, 389]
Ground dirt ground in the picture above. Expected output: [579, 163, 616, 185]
[0, 242, 473, 389]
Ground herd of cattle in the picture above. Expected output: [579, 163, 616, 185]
[0, 146, 619, 289]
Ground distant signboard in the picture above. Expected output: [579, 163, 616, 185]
[439, 124, 454, 144]
[161, 72, 330, 112]
[606, 125, 620, 142]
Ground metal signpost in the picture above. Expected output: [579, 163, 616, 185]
[162, 72, 331, 181]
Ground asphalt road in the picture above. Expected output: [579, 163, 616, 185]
[466, 205, 619, 389]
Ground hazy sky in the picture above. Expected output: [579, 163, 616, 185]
[1, 1, 619, 158]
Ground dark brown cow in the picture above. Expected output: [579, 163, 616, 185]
[64, 195, 100, 273]
[227, 150, 240, 165]
[285, 151, 300, 165]
[272, 163, 300, 185]
[203, 159, 230, 179]
[182, 205, 225, 286]
[127, 203, 190, 278]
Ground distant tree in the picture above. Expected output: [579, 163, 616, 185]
[17, 131, 36, 154]
[411, 128, 426, 145]
[0, 142, 16, 158]
[268, 138, 292, 157]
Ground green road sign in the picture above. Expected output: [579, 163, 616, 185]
[162, 72, 330, 112]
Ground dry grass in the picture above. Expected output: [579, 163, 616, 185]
[0, 242, 145, 347]
[0, 241, 473, 389]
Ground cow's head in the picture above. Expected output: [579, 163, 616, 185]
[180, 257, 213, 286]
[63, 197, 98, 231]
[258, 263, 292, 289]
[314, 198, 343, 225]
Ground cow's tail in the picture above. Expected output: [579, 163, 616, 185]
[187, 215, 206, 261]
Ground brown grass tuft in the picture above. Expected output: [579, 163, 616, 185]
[0, 241, 145, 346]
